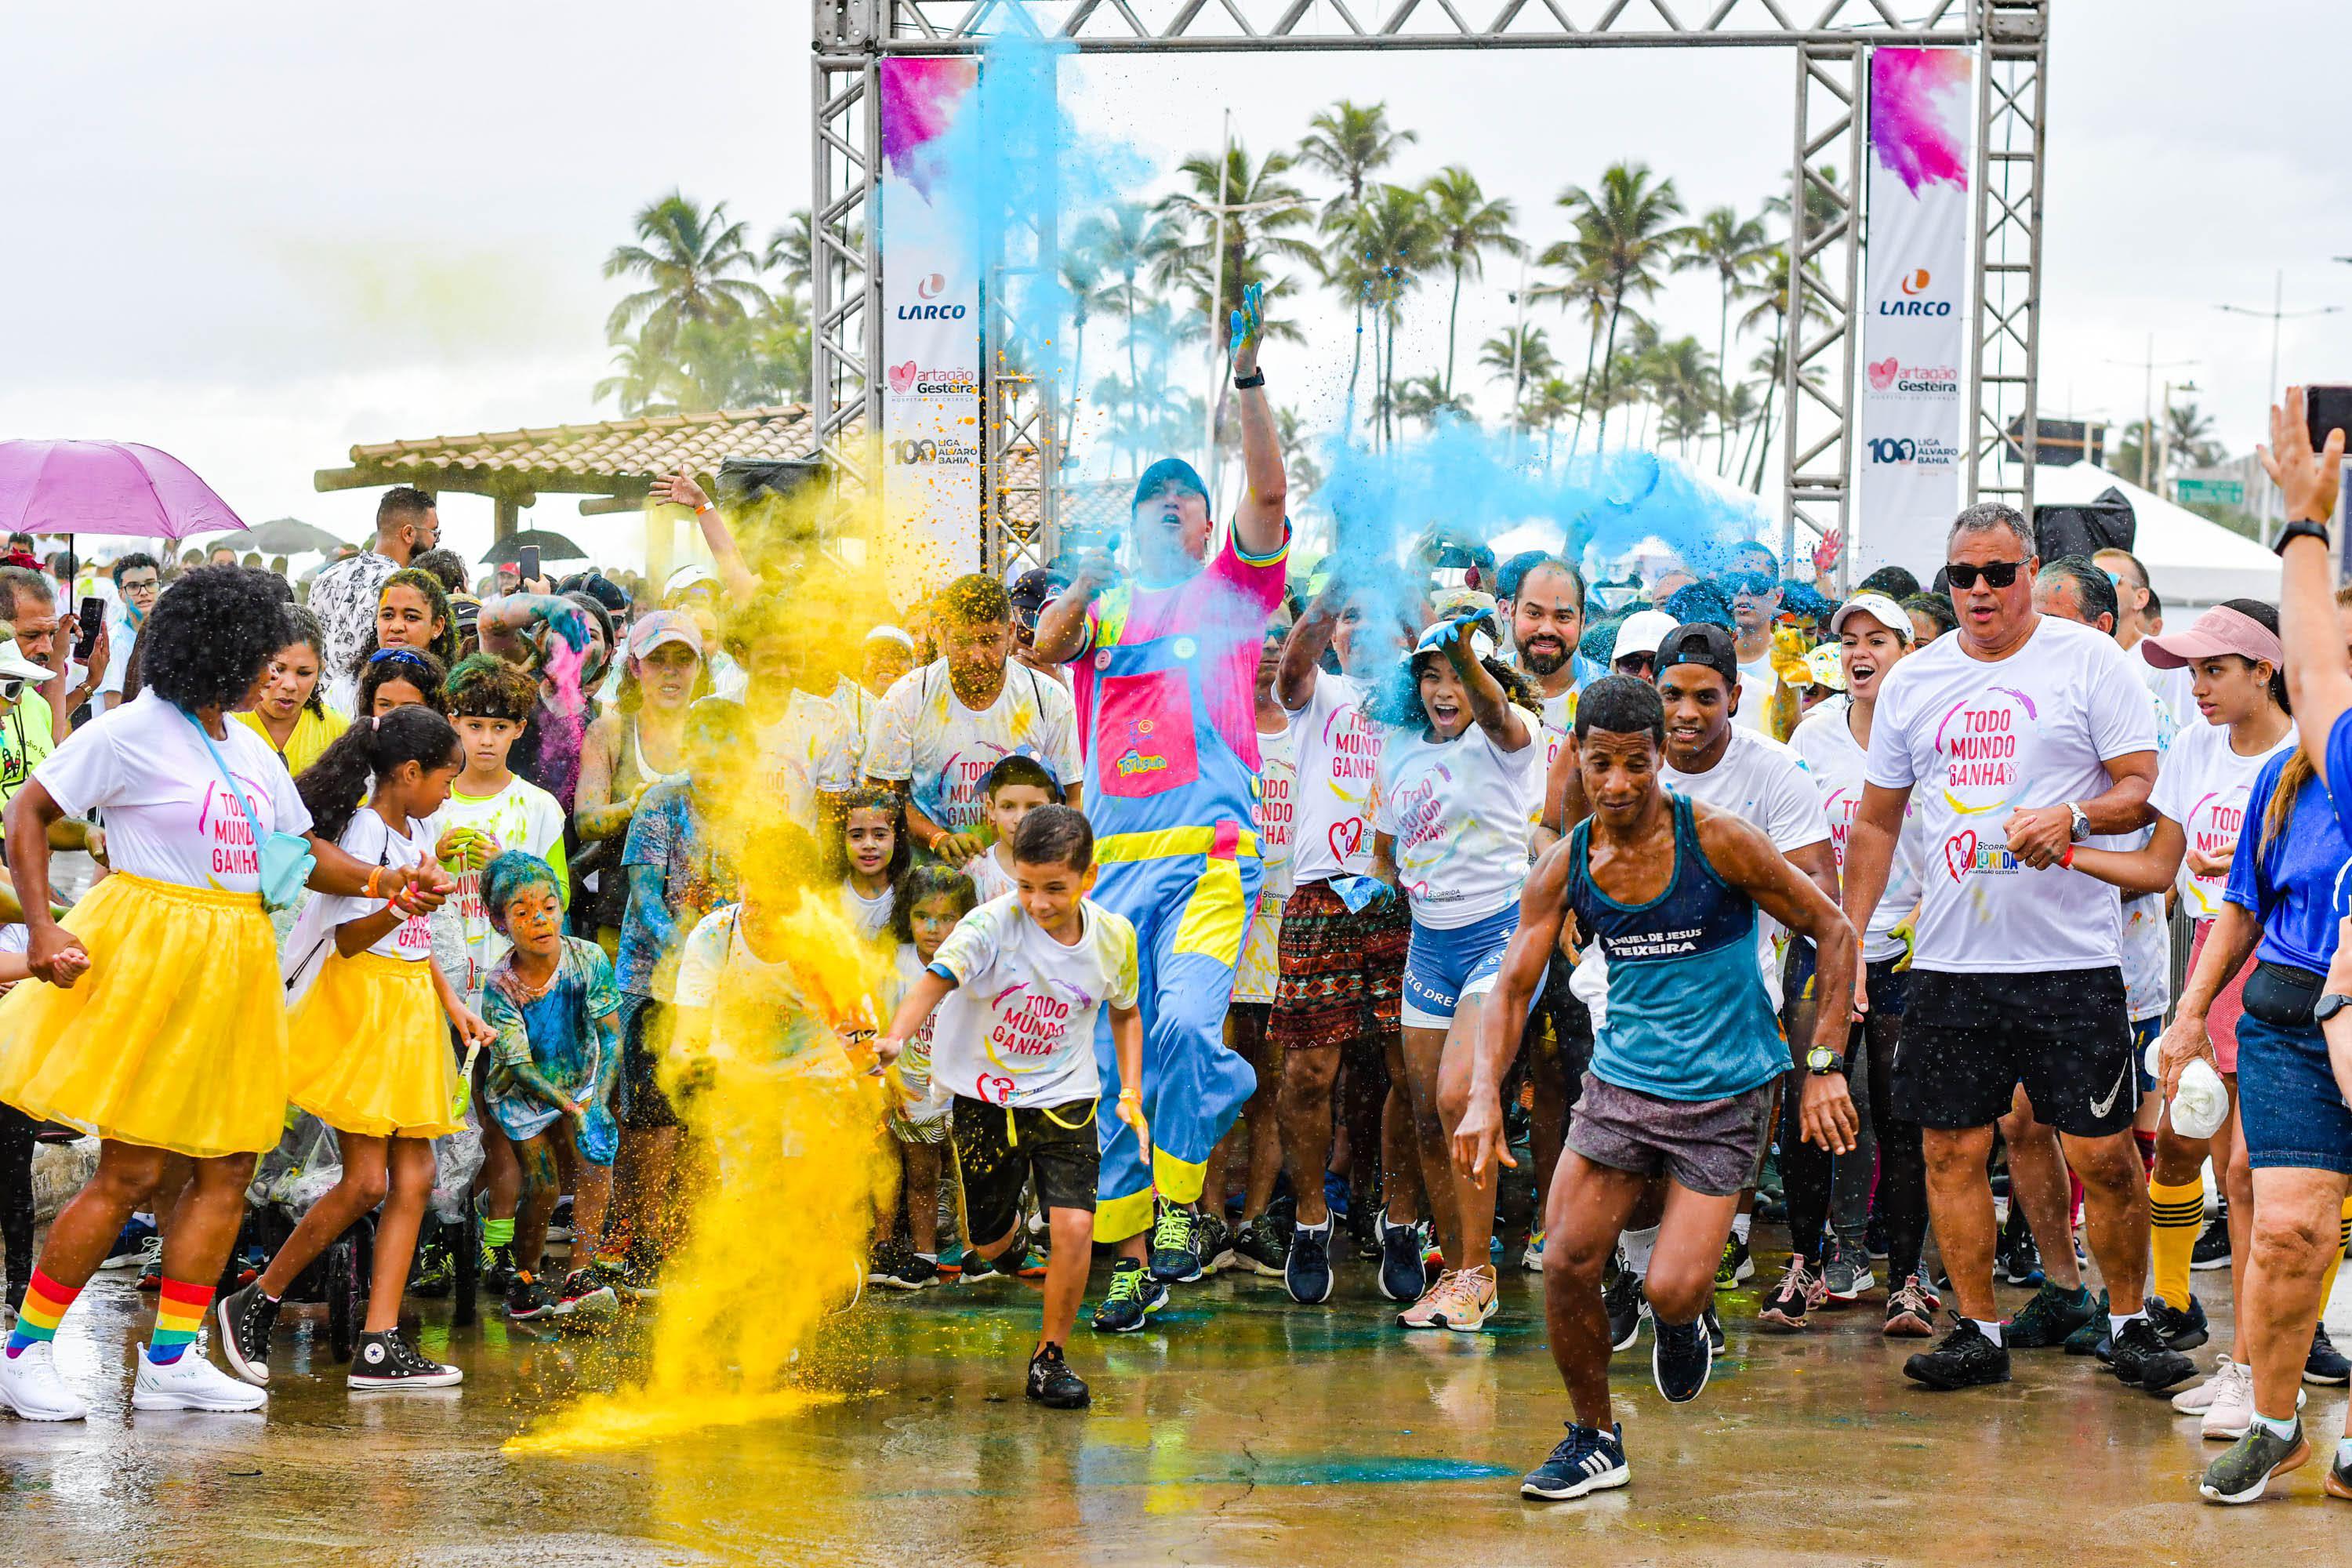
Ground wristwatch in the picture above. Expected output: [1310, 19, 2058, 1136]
[1805, 1046, 1848, 1076]
[1232, 368, 1266, 390]
[2067, 801, 2091, 843]
[2274, 517, 2331, 556]
[2315, 993, 2352, 1025]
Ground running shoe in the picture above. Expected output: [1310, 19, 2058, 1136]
[555, 1268, 621, 1321]
[1025, 1343, 1090, 1410]
[481, 1240, 518, 1294]
[2196, 1361, 2302, 1441]
[1759, 1252, 1824, 1332]
[409, 1240, 455, 1299]
[1397, 1271, 1460, 1330]
[1090, 1260, 1167, 1334]
[2329, 1445, 2352, 1502]
[98, 1219, 157, 1270]
[866, 1238, 913, 1287]
[1863, 1214, 1889, 1260]
[136, 1255, 162, 1293]
[1653, 1316, 1712, 1403]
[216, 1282, 279, 1388]
[349, 1327, 463, 1390]
[2110, 1316, 2197, 1392]
[1432, 1265, 1498, 1333]
[0, 1341, 88, 1421]
[1604, 1261, 1648, 1352]
[1715, 1235, 1753, 1288]
[2147, 1294, 2209, 1351]
[1824, 1238, 1875, 1303]
[1149, 1201, 1204, 1285]
[2172, 1356, 2237, 1416]
[1998, 1221, 2043, 1288]
[505, 1271, 557, 1322]
[2200, 1421, 2309, 1504]
[2005, 1282, 2097, 1349]
[1229, 1213, 1288, 1277]
[1903, 1317, 2011, 1390]
[1195, 1210, 1235, 1276]
[2306, 1323, 2350, 1385]
[1703, 1303, 1725, 1356]
[1285, 1218, 1335, 1305]
[1521, 1229, 1545, 1274]
[1345, 1196, 1382, 1261]
[1522, 1421, 1630, 1501]
[132, 1346, 266, 1413]
[2190, 1209, 2232, 1272]
[867, 1249, 937, 1290]
[1883, 1275, 1938, 1338]
[1377, 1214, 1425, 1305]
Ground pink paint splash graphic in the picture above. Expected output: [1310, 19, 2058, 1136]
[879, 57, 978, 201]
[1871, 49, 1971, 195]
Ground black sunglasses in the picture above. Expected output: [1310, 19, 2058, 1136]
[1945, 560, 2027, 590]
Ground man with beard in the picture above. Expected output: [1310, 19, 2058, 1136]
[1503, 558, 1587, 775]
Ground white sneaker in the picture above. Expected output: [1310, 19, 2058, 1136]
[2173, 1356, 2237, 1414]
[0, 1342, 89, 1421]
[132, 1346, 267, 1413]
[2197, 1359, 2303, 1441]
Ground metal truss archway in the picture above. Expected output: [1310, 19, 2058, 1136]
[811, 0, 2050, 578]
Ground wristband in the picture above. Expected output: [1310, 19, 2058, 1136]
[365, 866, 383, 899]
[2059, 844, 2074, 869]
[2274, 517, 2331, 556]
[1118, 1089, 1141, 1102]
[695, 503, 714, 517]
[1232, 368, 1265, 390]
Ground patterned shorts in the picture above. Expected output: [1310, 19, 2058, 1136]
[1269, 880, 1411, 1052]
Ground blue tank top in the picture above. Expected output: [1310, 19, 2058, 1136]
[1566, 792, 1784, 1102]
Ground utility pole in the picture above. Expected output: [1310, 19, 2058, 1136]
[2220, 270, 2341, 538]
[2105, 335, 2195, 490]
[1506, 254, 1528, 463]
[1202, 109, 1232, 499]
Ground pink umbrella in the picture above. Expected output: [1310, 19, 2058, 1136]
[0, 440, 249, 539]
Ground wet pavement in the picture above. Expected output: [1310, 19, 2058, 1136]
[5, 1240, 2348, 1566]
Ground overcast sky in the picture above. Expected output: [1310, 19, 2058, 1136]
[7, 1, 2346, 570]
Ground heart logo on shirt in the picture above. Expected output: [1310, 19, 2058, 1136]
[1944, 829, 1976, 884]
[1327, 818, 1364, 863]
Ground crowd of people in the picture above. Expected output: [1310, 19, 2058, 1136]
[0, 326, 2348, 1510]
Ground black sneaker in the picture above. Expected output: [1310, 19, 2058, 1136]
[1345, 1199, 1382, 1261]
[1603, 1261, 1647, 1352]
[2199, 1419, 2310, 1504]
[1230, 1214, 1288, 1277]
[1149, 1202, 1203, 1284]
[2005, 1282, 2097, 1349]
[1758, 1252, 1824, 1332]
[873, 1251, 941, 1291]
[1702, 1303, 1725, 1357]
[555, 1267, 621, 1322]
[1521, 1421, 1630, 1501]
[1904, 1316, 2012, 1389]
[1376, 1214, 1425, 1304]
[1653, 1316, 1712, 1403]
[1714, 1235, 1753, 1288]
[2109, 1316, 2197, 1392]
[1285, 1218, 1335, 1305]
[2148, 1294, 2209, 1351]
[409, 1240, 455, 1299]
[1998, 1220, 2044, 1287]
[1863, 1214, 1889, 1260]
[2305, 1323, 2350, 1386]
[215, 1282, 279, 1388]
[1091, 1260, 1167, 1333]
[506, 1271, 557, 1322]
[2190, 1209, 2232, 1272]
[349, 1327, 463, 1389]
[481, 1240, 518, 1294]
[1195, 1210, 1234, 1276]
[1025, 1342, 1090, 1409]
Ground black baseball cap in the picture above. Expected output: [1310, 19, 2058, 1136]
[1657, 622, 1739, 687]
[1008, 567, 1069, 619]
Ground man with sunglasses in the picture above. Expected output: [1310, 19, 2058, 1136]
[1722, 553, 1784, 735]
[1842, 503, 2176, 1394]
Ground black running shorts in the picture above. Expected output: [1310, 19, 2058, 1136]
[617, 998, 684, 1132]
[949, 1094, 1100, 1248]
[1891, 966, 2136, 1137]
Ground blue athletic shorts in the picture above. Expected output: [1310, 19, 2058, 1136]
[1401, 903, 1546, 1030]
[2237, 1011, 2352, 1175]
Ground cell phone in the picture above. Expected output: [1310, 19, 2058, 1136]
[517, 544, 540, 585]
[72, 597, 104, 663]
[2307, 385, 2352, 455]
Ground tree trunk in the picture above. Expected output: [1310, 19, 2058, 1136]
[1715, 279, 1733, 475]
[1348, 297, 1367, 438]
[1594, 288, 1627, 448]
[1570, 301, 1603, 459]
[1126, 274, 1142, 476]
[1444, 260, 1465, 399]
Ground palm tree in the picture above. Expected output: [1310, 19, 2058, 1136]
[1675, 205, 1769, 452]
[1646, 336, 1717, 457]
[1532, 227, 1612, 453]
[2166, 401, 2224, 470]
[1479, 325, 1555, 431]
[765, 210, 813, 296]
[1421, 167, 1521, 398]
[603, 191, 769, 350]
[1342, 184, 1443, 447]
[1525, 376, 1579, 469]
[1555, 163, 1690, 448]
[1297, 102, 1417, 424]
[1274, 405, 1325, 500]
[1155, 141, 1316, 451]
[1735, 243, 1832, 490]
[1057, 245, 1114, 452]
[1393, 375, 1474, 432]
[1075, 203, 1176, 473]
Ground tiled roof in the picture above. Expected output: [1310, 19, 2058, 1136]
[322, 405, 821, 493]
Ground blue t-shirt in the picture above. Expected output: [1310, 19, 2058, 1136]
[481, 935, 624, 1158]
[615, 779, 737, 1000]
[2223, 737, 2352, 974]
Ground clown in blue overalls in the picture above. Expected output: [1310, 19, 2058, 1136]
[1033, 286, 1289, 1328]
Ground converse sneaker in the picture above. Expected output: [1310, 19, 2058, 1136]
[348, 1327, 463, 1390]
[0, 1343, 89, 1421]
[132, 1345, 267, 1412]
[215, 1282, 280, 1387]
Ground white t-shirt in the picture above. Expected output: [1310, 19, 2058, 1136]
[1254, 720, 1297, 898]
[862, 661, 1082, 834]
[1789, 701, 1927, 964]
[1374, 720, 1542, 929]
[1865, 615, 2159, 973]
[755, 688, 863, 829]
[2138, 649, 2198, 748]
[2150, 716, 2295, 923]
[1285, 671, 1390, 886]
[927, 895, 1140, 1109]
[1735, 652, 1782, 734]
[287, 810, 436, 964]
[672, 905, 834, 1072]
[99, 603, 143, 702]
[36, 692, 313, 892]
[967, 844, 1016, 905]
[841, 880, 895, 941]
[424, 775, 568, 996]
[1664, 724, 1828, 1006]
[1531, 684, 1577, 786]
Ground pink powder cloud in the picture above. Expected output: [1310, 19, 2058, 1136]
[1871, 49, 1971, 196]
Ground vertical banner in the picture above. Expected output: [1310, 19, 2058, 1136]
[877, 57, 982, 590]
[1857, 48, 1973, 578]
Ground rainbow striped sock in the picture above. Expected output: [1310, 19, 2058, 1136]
[5, 1269, 80, 1357]
[148, 1278, 215, 1366]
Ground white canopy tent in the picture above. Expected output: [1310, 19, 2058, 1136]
[2031, 463, 2279, 615]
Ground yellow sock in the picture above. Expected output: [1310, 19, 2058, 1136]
[2147, 1177, 2205, 1311]
[2320, 1196, 2352, 1312]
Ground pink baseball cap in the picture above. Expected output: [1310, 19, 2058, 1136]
[2139, 604, 2282, 671]
[629, 609, 703, 660]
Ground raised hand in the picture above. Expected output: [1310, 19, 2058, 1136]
[1229, 281, 1266, 379]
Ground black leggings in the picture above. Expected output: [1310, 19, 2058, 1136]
[1, 1105, 34, 1314]
[1780, 960, 1928, 1283]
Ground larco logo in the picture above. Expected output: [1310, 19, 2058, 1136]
[1900, 268, 1932, 296]
[897, 303, 967, 320]
[1879, 267, 1951, 316]
[916, 273, 947, 299]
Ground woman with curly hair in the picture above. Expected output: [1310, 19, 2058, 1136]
[234, 606, 347, 775]
[1365, 608, 1545, 1337]
[358, 646, 448, 719]
[0, 565, 450, 1421]
[347, 566, 461, 686]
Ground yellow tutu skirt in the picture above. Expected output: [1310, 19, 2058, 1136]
[289, 952, 463, 1139]
[0, 872, 288, 1160]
